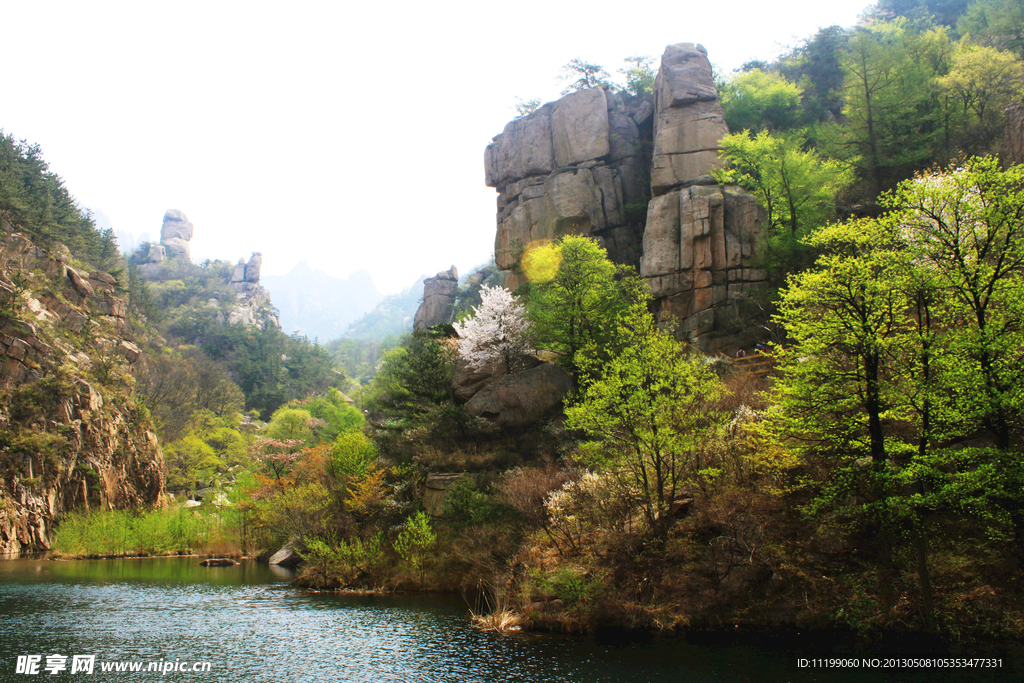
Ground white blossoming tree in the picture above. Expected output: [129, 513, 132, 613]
[453, 285, 534, 373]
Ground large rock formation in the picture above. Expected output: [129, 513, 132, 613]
[0, 222, 165, 554]
[485, 87, 652, 290]
[641, 44, 766, 341]
[413, 266, 458, 329]
[649, 43, 729, 194]
[465, 362, 573, 428]
[485, 43, 766, 349]
[159, 209, 194, 259]
[227, 252, 280, 328]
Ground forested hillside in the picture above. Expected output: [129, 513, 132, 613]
[0, 131, 349, 552]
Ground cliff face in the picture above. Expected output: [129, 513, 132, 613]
[485, 43, 766, 349]
[485, 86, 652, 289]
[227, 252, 281, 329]
[413, 266, 458, 330]
[0, 222, 164, 554]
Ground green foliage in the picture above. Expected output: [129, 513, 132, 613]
[819, 22, 955, 195]
[885, 156, 1024, 449]
[937, 40, 1024, 146]
[442, 479, 510, 525]
[566, 304, 726, 544]
[327, 336, 401, 384]
[876, 0, 969, 28]
[719, 69, 805, 133]
[0, 132, 111, 266]
[772, 217, 909, 463]
[771, 158, 1024, 627]
[523, 236, 649, 377]
[393, 510, 436, 572]
[201, 323, 341, 419]
[514, 97, 542, 118]
[51, 507, 223, 557]
[559, 59, 612, 95]
[265, 408, 315, 444]
[294, 388, 364, 442]
[164, 433, 222, 493]
[301, 532, 384, 585]
[362, 328, 471, 448]
[715, 130, 853, 277]
[329, 431, 377, 479]
[529, 566, 607, 611]
[781, 26, 851, 123]
[959, 0, 1024, 57]
[255, 482, 333, 541]
[619, 55, 656, 99]
[138, 346, 245, 443]
[125, 263, 161, 326]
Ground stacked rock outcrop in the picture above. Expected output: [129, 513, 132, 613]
[413, 266, 458, 329]
[485, 87, 652, 289]
[485, 43, 767, 348]
[227, 252, 279, 328]
[157, 209, 194, 260]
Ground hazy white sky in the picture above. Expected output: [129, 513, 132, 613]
[4, 0, 872, 293]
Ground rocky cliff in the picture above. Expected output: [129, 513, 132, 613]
[485, 43, 766, 349]
[413, 266, 459, 330]
[0, 222, 164, 554]
[227, 252, 281, 329]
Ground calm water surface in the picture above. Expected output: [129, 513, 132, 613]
[0, 557, 1015, 682]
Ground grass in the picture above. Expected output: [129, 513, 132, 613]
[50, 505, 242, 558]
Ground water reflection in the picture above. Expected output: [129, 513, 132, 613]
[0, 558, 1015, 682]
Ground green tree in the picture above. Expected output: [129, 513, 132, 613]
[619, 55, 655, 99]
[393, 511, 436, 580]
[771, 159, 1024, 625]
[719, 69, 805, 133]
[771, 215, 939, 625]
[0, 132, 107, 264]
[821, 22, 954, 195]
[937, 40, 1024, 146]
[876, 0, 969, 28]
[265, 408, 315, 444]
[715, 130, 853, 277]
[565, 304, 725, 545]
[164, 434, 222, 494]
[959, 0, 1024, 57]
[559, 59, 611, 95]
[329, 431, 378, 480]
[772, 218, 909, 464]
[780, 25, 850, 123]
[524, 236, 648, 377]
[297, 388, 364, 442]
[364, 328, 458, 420]
[887, 156, 1024, 450]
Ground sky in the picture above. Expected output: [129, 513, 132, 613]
[4, 0, 872, 294]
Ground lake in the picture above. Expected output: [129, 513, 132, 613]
[0, 557, 1016, 682]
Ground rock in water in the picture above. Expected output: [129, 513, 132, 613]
[268, 541, 302, 568]
[200, 558, 238, 567]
